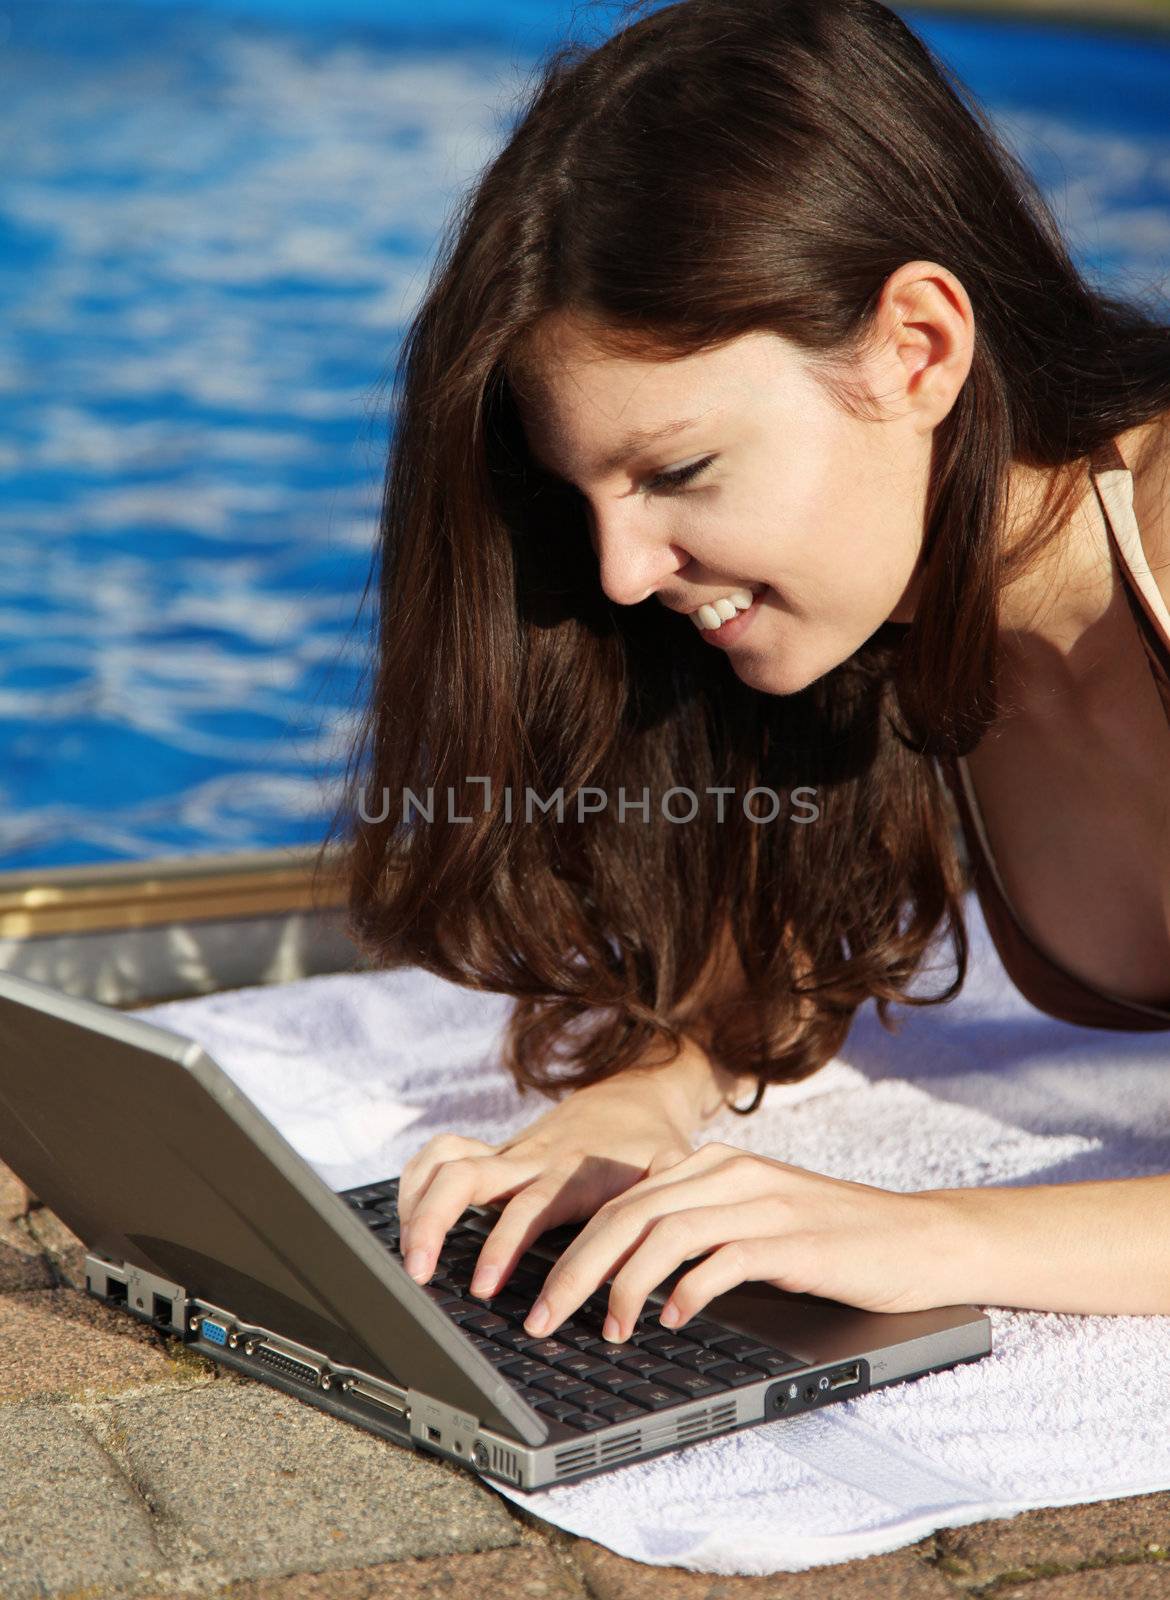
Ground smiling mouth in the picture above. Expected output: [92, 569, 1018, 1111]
[689, 583, 764, 632]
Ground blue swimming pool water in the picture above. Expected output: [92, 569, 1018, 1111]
[1, 1, 1167, 869]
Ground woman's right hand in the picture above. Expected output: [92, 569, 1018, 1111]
[393, 1066, 701, 1300]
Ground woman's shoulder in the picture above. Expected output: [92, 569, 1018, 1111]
[1116, 409, 1170, 620]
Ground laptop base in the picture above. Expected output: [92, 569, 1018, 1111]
[83, 1250, 989, 1493]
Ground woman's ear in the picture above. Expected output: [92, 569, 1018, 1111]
[872, 260, 976, 432]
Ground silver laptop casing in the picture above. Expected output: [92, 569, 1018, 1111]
[0, 968, 991, 1490]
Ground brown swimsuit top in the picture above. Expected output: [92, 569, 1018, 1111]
[937, 437, 1170, 1031]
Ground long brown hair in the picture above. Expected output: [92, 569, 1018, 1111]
[317, 0, 1170, 1114]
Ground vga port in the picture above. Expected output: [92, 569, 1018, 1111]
[199, 1317, 229, 1347]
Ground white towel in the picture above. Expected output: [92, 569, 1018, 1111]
[133, 888, 1170, 1575]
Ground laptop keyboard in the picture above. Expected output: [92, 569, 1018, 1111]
[341, 1176, 802, 1435]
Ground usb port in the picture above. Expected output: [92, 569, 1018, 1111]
[829, 1363, 861, 1390]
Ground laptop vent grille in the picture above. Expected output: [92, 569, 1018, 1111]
[554, 1442, 598, 1476]
[554, 1429, 640, 1479]
[675, 1400, 736, 1442]
[553, 1401, 739, 1479]
[490, 1444, 522, 1484]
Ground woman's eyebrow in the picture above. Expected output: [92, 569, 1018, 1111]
[529, 415, 711, 481]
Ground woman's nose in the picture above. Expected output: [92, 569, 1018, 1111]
[590, 508, 682, 608]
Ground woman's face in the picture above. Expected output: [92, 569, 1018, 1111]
[511, 308, 939, 697]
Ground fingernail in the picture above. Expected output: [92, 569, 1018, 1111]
[405, 1248, 430, 1281]
[470, 1266, 499, 1297]
[526, 1299, 550, 1334]
[659, 1302, 680, 1327]
[602, 1314, 620, 1342]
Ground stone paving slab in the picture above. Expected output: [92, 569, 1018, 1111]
[150, 1540, 587, 1598]
[0, 1285, 208, 1400]
[25, 1200, 89, 1287]
[0, 1158, 34, 1221]
[4, 1178, 1170, 1598]
[0, 1213, 56, 1290]
[83, 1380, 521, 1590]
[568, 1533, 958, 1599]
[933, 1493, 1170, 1588]
[993, 1564, 1170, 1596]
[0, 1400, 166, 1600]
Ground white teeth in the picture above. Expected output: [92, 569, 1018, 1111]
[691, 587, 759, 631]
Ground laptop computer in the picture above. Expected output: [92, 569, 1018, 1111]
[0, 967, 992, 1491]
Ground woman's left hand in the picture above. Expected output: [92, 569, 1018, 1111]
[518, 1141, 960, 1341]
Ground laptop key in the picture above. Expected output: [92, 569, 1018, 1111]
[447, 1227, 486, 1247]
[499, 1357, 554, 1384]
[638, 1334, 706, 1358]
[439, 1247, 480, 1268]
[483, 1291, 530, 1317]
[705, 1361, 766, 1388]
[560, 1324, 608, 1350]
[551, 1351, 612, 1379]
[561, 1410, 611, 1432]
[492, 1327, 543, 1351]
[523, 1338, 574, 1364]
[461, 1312, 510, 1334]
[530, 1371, 590, 1399]
[503, 1266, 547, 1293]
[444, 1302, 489, 1325]
[745, 1351, 803, 1376]
[628, 1319, 675, 1345]
[587, 1364, 647, 1393]
[451, 1214, 494, 1236]
[593, 1397, 648, 1423]
[534, 1397, 581, 1420]
[472, 1342, 517, 1368]
[708, 1334, 777, 1361]
[581, 1339, 640, 1362]
[614, 1350, 673, 1376]
[564, 1384, 613, 1411]
[676, 1320, 736, 1347]
[621, 1381, 689, 1411]
[421, 1285, 461, 1307]
[656, 1369, 730, 1398]
[673, 1347, 728, 1372]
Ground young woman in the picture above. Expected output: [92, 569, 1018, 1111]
[322, 0, 1170, 1340]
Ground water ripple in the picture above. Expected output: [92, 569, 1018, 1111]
[0, 1, 1166, 866]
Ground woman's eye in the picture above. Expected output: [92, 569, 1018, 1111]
[644, 455, 716, 495]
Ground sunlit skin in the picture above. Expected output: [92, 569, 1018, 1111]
[392, 263, 1170, 1337]
[512, 296, 935, 698]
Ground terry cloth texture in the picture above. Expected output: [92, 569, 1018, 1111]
[135, 887, 1170, 1575]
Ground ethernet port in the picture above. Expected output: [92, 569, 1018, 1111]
[105, 1276, 128, 1307]
[152, 1293, 173, 1326]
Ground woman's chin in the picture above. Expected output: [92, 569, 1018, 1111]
[730, 637, 846, 697]
[732, 654, 818, 697]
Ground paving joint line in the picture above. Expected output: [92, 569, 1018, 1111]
[498, 1505, 604, 1598]
[62, 1392, 239, 1595]
[14, 1210, 68, 1290]
[936, 1541, 1170, 1595]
